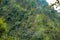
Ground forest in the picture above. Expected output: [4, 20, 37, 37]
[0, 0, 60, 40]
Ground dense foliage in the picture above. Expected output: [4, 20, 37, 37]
[0, 0, 60, 40]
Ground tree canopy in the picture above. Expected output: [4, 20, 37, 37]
[0, 0, 60, 40]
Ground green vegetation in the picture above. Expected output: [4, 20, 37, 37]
[0, 17, 7, 37]
[0, 0, 60, 40]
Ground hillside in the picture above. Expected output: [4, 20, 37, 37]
[0, 0, 60, 40]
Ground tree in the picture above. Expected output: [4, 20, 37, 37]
[50, 0, 60, 8]
[0, 0, 60, 40]
[0, 17, 7, 37]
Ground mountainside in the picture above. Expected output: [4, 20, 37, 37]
[0, 0, 60, 40]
